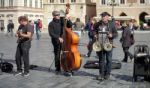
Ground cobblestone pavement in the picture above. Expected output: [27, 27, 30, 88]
[0, 31, 150, 88]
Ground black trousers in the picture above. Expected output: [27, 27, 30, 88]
[51, 39, 61, 71]
[123, 47, 133, 61]
[15, 42, 31, 73]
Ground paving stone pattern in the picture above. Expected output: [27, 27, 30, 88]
[0, 31, 150, 88]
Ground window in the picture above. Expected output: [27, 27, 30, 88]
[35, 0, 38, 8]
[120, 0, 125, 4]
[71, 0, 76, 3]
[60, 0, 65, 3]
[101, 0, 106, 5]
[40, 0, 42, 8]
[9, 0, 13, 6]
[24, 0, 27, 7]
[49, 0, 54, 3]
[0, 0, 5, 7]
[140, 0, 145, 4]
[29, 0, 32, 7]
[0, 20, 4, 29]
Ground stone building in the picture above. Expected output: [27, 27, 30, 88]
[95, 0, 150, 26]
[43, 0, 96, 29]
[0, 0, 43, 32]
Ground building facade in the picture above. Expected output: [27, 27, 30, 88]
[43, 0, 96, 29]
[95, 0, 150, 26]
[0, 0, 43, 32]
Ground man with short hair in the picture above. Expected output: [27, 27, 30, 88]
[94, 12, 118, 80]
[15, 16, 34, 76]
[48, 11, 63, 73]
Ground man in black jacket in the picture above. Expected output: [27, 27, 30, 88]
[94, 12, 118, 80]
[48, 11, 63, 73]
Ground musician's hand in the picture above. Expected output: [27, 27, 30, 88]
[108, 33, 112, 38]
[59, 37, 63, 43]
[94, 35, 97, 38]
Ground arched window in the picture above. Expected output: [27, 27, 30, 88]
[139, 12, 148, 23]
[120, 12, 127, 16]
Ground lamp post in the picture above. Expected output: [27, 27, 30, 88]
[109, 0, 118, 18]
[112, 0, 115, 17]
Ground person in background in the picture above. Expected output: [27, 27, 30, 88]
[85, 17, 97, 57]
[34, 19, 42, 40]
[6, 20, 14, 36]
[74, 18, 84, 35]
[120, 22, 134, 62]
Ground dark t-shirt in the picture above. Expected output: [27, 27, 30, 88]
[18, 24, 34, 43]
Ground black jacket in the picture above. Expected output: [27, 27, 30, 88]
[120, 27, 132, 47]
[48, 18, 63, 39]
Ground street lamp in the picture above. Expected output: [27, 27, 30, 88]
[109, 0, 118, 17]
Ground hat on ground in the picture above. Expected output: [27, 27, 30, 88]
[52, 11, 60, 16]
[100, 12, 111, 17]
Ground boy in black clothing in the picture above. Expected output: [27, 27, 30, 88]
[15, 16, 34, 76]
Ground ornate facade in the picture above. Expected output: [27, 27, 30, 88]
[0, 0, 43, 32]
[95, 0, 150, 25]
[43, 0, 96, 28]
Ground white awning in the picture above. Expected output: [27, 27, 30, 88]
[145, 15, 150, 20]
[93, 16, 134, 21]
[114, 16, 134, 20]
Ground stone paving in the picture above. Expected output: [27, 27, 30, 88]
[0, 31, 150, 88]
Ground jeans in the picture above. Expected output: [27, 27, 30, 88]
[123, 47, 133, 61]
[15, 42, 31, 73]
[51, 38, 61, 71]
[35, 28, 41, 40]
[97, 50, 113, 77]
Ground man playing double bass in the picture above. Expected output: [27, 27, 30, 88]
[94, 12, 118, 80]
[48, 11, 63, 74]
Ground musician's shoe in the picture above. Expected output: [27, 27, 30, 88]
[14, 71, 22, 76]
[63, 72, 72, 77]
[96, 75, 104, 81]
[130, 57, 134, 62]
[22, 72, 30, 77]
[122, 59, 127, 63]
[104, 74, 110, 80]
[55, 69, 61, 75]
[85, 54, 90, 57]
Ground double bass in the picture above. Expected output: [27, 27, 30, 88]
[60, 3, 82, 72]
